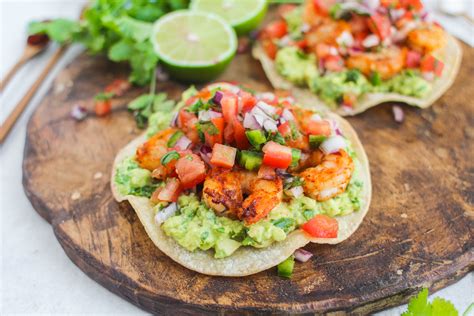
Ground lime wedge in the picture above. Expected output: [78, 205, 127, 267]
[190, 0, 268, 35]
[151, 10, 237, 82]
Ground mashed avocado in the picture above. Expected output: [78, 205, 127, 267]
[114, 157, 157, 197]
[382, 70, 432, 98]
[309, 69, 371, 108]
[161, 176, 363, 258]
[275, 47, 432, 105]
[284, 7, 304, 40]
[276, 47, 318, 86]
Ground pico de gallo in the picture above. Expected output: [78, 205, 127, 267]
[259, 0, 448, 110]
[114, 83, 365, 259]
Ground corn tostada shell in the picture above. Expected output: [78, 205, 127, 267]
[252, 34, 462, 116]
[111, 108, 371, 276]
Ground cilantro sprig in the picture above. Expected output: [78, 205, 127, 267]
[402, 288, 460, 316]
[28, 0, 189, 86]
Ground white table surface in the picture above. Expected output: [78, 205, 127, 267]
[1, 0, 472, 314]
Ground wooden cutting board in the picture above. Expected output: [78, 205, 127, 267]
[23, 40, 473, 314]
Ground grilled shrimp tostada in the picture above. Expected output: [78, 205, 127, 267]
[253, 0, 462, 116]
[112, 83, 371, 276]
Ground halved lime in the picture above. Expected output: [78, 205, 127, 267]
[190, 0, 268, 35]
[151, 10, 237, 82]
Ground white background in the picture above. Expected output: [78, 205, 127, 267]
[1, 0, 472, 314]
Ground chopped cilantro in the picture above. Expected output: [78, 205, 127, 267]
[271, 218, 296, 233]
[160, 150, 180, 166]
[284, 176, 304, 190]
[402, 288, 459, 316]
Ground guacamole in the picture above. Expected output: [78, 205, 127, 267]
[275, 47, 318, 86]
[160, 174, 363, 258]
[115, 157, 158, 197]
[275, 47, 433, 106]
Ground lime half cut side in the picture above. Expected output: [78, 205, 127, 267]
[151, 10, 237, 82]
[190, 0, 268, 35]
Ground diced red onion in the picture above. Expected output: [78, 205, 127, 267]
[390, 8, 406, 21]
[288, 186, 304, 198]
[320, 136, 347, 154]
[362, 34, 380, 48]
[276, 169, 292, 178]
[174, 136, 192, 150]
[199, 110, 222, 121]
[170, 111, 179, 127]
[263, 120, 278, 132]
[155, 202, 177, 224]
[71, 104, 88, 121]
[392, 105, 404, 123]
[213, 91, 224, 105]
[281, 108, 295, 122]
[279, 35, 292, 46]
[256, 92, 276, 103]
[329, 46, 339, 56]
[300, 23, 310, 33]
[329, 119, 343, 136]
[336, 31, 354, 48]
[377, 5, 388, 14]
[310, 113, 322, 122]
[243, 113, 261, 129]
[256, 101, 277, 116]
[363, 0, 380, 10]
[199, 147, 212, 165]
[294, 248, 313, 262]
[422, 71, 435, 81]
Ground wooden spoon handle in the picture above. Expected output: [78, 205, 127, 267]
[0, 58, 27, 91]
[0, 46, 67, 144]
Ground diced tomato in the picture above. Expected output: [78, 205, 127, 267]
[178, 108, 197, 129]
[313, 0, 337, 16]
[262, 39, 278, 59]
[196, 88, 212, 101]
[223, 122, 234, 144]
[349, 14, 369, 34]
[221, 93, 238, 123]
[239, 90, 257, 113]
[405, 50, 422, 68]
[400, 0, 423, 11]
[368, 13, 392, 40]
[210, 143, 237, 169]
[315, 43, 332, 59]
[342, 93, 357, 107]
[155, 178, 182, 202]
[175, 154, 206, 189]
[104, 79, 131, 96]
[301, 214, 338, 238]
[94, 100, 111, 117]
[262, 141, 293, 169]
[294, 38, 308, 49]
[420, 55, 444, 77]
[278, 4, 297, 18]
[306, 119, 332, 136]
[232, 118, 250, 149]
[205, 117, 224, 146]
[324, 55, 344, 72]
[278, 121, 292, 138]
[257, 164, 276, 179]
[261, 20, 288, 39]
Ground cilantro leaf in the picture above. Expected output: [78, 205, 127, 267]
[402, 288, 459, 316]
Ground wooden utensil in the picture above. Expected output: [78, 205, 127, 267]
[0, 34, 49, 91]
[0, 45, 67, 144]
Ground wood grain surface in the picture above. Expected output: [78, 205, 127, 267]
[23, 41, 473, 314]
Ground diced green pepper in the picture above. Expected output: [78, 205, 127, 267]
[277, 255, 295, 278]
[290, 148, 301, 167]
[245, 130, 267, 149]
[309, 135, 327, 148]
[370, 71, 382, 86]
[167, 130, 184, 148]
[238, 150, 263, 171]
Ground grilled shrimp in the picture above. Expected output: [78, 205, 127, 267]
[239, 173, 283, 225]
[202, 169, 243, 218]
[346, 46, 406, 79]
[136, 128, 177, 170]
[306, 20, 351, 47]
[300, 150, 354, 201]
[203, 169, 283, 224]
[407, 23, 446, 53]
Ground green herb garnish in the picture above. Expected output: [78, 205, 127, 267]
[160, 150, 180, 166]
